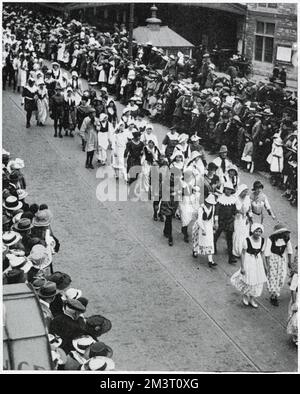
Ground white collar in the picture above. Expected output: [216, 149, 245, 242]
[218, 194, 236, 205]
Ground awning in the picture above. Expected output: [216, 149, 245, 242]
[184, 3, 247, 16]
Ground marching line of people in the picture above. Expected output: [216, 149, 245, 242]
[2, 4, 298, 348]
[2, 4, 298, 207]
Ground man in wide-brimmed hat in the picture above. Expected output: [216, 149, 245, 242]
[225, 115, 242, 162]
[50, 82, 65, 138]
[3, 195, 23, 217]
[46, 271, 72, 317]
[213, 145, 231, 183]
[38, 281, 58, 329]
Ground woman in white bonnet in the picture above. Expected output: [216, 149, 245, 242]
[231, 222, 267, 308]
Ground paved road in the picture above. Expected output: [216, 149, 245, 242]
[3, 84, 297, 372]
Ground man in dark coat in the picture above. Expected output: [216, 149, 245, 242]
[50, 83, 65, 138]
[214, 183, 237, 264]
[50, 299, 89, 354]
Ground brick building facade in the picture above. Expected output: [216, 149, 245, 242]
[244, 3, 297, 82]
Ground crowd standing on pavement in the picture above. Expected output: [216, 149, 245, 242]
[2, 3, 298, 360]
[2, 149, 115, 370]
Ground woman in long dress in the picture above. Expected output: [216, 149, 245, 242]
[17, 54, 28, 92]
[111, 122, 131, 181]
[250, 180, 276, 224]
[231, 223, 267, 308]
[265, 223, 293, 306]
[57, 39, 66, 66]
[267, 134, 284, 186]
[36, 80, 49, 126]
[232, 184, 252, 258]
[98, 64, 107, 88]
[70, 71, 83, 106]
[63, 87, 77, 137]
[124, 130, 144, 187]
[192, 193, 217, 267]
[179, 167, 200, 243]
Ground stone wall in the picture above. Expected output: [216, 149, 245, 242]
[244, 3, 297, 82]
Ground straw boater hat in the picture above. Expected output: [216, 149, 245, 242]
[271, 223, 290, 236]
[6, 254, 32, 273]
[3, 196, 23, 211]
[64, 287, 82, 300]
[81, 356, 115, 371]
[72, 336, 95, 354]
[3, 231, 22, 247]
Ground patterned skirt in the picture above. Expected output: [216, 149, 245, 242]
[267, 254, 287, 297]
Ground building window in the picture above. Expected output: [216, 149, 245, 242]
[255, 21, 275, 62]
[258, 3, 278, 8]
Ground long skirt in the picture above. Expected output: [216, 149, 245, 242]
[192, 220, 214, 255]
[18, 69, 27, 88]
[267, 254, 287, 297]
[232, 215, 250, 257]
[231, 252, 267, 297]
[141, 162, 151, 193]
[37, 98, 49, 125]
[179, 196, 197, 227]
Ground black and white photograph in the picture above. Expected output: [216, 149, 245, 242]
[1, 1, 298, 374]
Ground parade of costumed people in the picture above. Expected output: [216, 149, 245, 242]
[2, 3, 298, 371]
